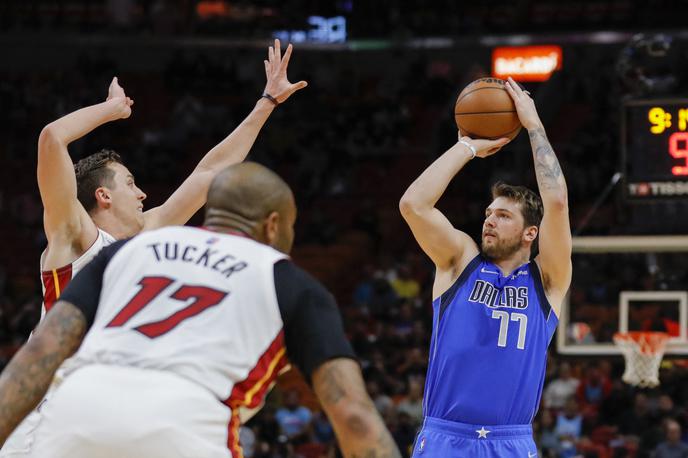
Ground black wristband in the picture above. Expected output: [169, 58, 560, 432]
[261, 92, 279, 106]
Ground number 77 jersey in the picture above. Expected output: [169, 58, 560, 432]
[423, 254, 558, 426]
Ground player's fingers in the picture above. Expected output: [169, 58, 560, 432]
[279, 43, 293, 71]
[264, 60, 270, 79]
[507, 77, 522, 95]
[274, 39, 281, 65]
[268, 45, 274, 65]
[292, 80, 308, 91]
[504, 81, 518, 100]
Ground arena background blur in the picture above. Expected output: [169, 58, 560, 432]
[1, 1, 688, 457]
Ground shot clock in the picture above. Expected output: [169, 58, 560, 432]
[622, 99, 688, 200]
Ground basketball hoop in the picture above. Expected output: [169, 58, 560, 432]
[613, 331, 669, 388]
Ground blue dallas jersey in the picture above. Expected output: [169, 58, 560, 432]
[423, 253, 558, 426]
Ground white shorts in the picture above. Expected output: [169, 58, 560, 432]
[1, 359, 80, 456]
[0, 408, 42, 457]
[0, 372, 65, 457]
[14, 365, 234, 458]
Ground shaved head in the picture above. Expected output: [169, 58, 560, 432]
[205, 162, 296, 253]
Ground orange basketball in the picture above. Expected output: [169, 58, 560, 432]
[454, 77, 522, 140]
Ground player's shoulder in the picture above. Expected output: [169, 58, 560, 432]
[274, 260, 324, 291]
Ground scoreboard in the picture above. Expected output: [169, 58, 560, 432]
[622, 99, 688, 200]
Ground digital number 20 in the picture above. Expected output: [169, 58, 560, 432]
[491, 310, 528, 350]
[106, 276, 227, 338]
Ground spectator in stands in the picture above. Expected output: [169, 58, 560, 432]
[353, 265, 376, 310]
[544, 362, 581, 410]
[247, 406, 280, 456]
[654, 419, 688, 458]
[537, 409, 561, 457]
[384, 410, 417, 458]
[275, 390, 312, 445]
[619, 392, 653, 437]
[576, 363, 612, 418]
[396, 377, 424, 428]
[310, 410, 335, 444]
[396, 347, 427, 379]
[368, 271, 399, 319]
[390, 264, 420, 300]
[392, 302, 415, 338]
[239, 425, 256, 458]
[555, 397, 584, 458]
[658, 394, 682, 423]
[367, 379, 394, 416]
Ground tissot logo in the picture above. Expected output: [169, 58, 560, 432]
[628, 181, 688, 196]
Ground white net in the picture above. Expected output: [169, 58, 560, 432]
[613, 332, 669, 388]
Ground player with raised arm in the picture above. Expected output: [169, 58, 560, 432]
[399, 77, 572, 457]
[38, 39, 307, 315]
[1, 39, 306, 456]
[0, 162, 401, 458]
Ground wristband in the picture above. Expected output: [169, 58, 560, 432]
[458, 140, 477, 159]
[261, 92, 279, 106]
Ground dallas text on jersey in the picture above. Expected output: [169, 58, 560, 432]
[467, 280, 529, 309]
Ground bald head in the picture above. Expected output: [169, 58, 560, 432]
[205, 162, 296, 253]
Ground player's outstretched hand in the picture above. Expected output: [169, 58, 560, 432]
[106, 77, 134, 120]
[505, 76, 541, 130]
[262, 39, 308, 104]
[459, 132, 510, 159]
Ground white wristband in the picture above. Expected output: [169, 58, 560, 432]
[458, 140, 477, 159]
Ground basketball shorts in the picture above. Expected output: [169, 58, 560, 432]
[15, 365, 235, 458]
[411, 416, 538, 458]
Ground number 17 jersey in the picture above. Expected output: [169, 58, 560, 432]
[423, 254, 558, 426]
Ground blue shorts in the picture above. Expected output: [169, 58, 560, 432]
[411, 417, 538, 458]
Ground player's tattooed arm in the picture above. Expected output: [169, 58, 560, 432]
[0, 302, 86, 445]
[312, 359, 401, 458]
[505, 77, 571, 306]
[528, 127, 567, 194]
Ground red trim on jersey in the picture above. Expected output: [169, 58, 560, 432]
[227, 409, 243, 458]
[224, 331, 289, 457]
[41, 264, 73, 312]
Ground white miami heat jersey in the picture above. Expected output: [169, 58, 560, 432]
[40, 228, 116, 316]
[72, 227, 289, 436]
[76, 226, 288, 397]
[58, 225, 355, 457]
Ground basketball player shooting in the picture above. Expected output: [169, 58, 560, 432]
[0, 39, 307, 456]
[0, 163, 401, 458]
[399, 77, 572, 457]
